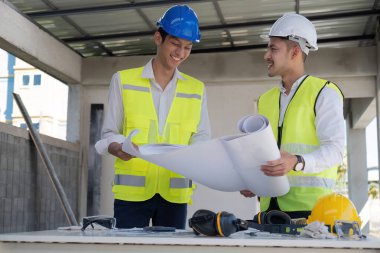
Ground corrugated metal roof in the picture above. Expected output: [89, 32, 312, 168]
[7, 0, 380, 57]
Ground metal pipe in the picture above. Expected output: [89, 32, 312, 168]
[13, 93, 79, 226]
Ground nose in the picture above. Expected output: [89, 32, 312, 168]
[264, 50, 270, 61]
[175, 46, 187, 59]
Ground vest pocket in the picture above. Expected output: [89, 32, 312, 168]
[167, 122, 196, 144]
[115, 158, 150, 173]
[181, 123, 197, 144]
[125, 115, 150, 144]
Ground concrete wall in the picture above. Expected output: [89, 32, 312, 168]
[0, 122, 80, 233]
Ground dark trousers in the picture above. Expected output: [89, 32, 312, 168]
[267, 197, 311, 219]
[114, 194, 187, 229]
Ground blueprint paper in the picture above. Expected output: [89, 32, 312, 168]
[122, 115, 290, 197]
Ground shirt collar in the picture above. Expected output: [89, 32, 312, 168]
[141, 58, 186, 81]
[279, 75, 307, 94]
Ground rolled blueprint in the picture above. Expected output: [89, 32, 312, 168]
[122, 115, 289, 197]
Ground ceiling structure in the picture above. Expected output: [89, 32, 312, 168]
[6, 0, 380, 58]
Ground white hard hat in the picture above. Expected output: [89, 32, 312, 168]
[269, 13, 318, 55]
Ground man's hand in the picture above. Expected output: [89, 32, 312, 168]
[261, 151, 297, 176]
[240, 189, 256, 198]
[108, 142, 136, 161]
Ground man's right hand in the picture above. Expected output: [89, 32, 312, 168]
[240, 189, 256, 198]
[108, 142, 135, 161]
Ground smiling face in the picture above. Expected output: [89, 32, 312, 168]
[263, 37, 295, 78]
[154, 31, 193, 71]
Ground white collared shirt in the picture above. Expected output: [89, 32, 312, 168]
[96, 59, 211, 154]
[279, 75, 345, 174]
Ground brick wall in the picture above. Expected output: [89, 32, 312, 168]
[0, 123, 80, 233]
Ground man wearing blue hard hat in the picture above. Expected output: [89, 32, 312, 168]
[96, 5, 210, 229]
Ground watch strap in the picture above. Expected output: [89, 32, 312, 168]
[293, 155, 305, 171]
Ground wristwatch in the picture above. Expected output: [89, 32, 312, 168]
[293, 155, 305, 171]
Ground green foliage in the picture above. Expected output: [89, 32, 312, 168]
[368, 183, 379, 199]
[336, 151, 379, 199]
[336, 154, 348, 194]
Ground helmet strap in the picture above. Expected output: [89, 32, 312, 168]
[287, 35, 310, 55]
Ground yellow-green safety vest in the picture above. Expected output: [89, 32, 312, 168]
[113, 67, 204, 204]
[258, 75, 344, 212]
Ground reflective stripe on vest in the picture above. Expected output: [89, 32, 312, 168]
[258, 75, 343, 212]
[115, 174, 145, 187]
[288, 176, 335, 189]
[123, 84, 150, 92]
[114, 175, 192, 189]
[113, 66, 204, 204]
[176, 92, 201, 100]
[281, 143, 318, 155]
[170, 178, 192, 188]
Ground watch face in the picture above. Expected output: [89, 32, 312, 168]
[295, 162, 303, 171]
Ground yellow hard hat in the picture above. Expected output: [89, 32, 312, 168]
[307, 193, 362, 232]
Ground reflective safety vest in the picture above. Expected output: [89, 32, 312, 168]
[258, 75, 344, 212]
[113, 67, 204, 204]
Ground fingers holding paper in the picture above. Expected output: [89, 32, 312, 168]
[108, 142, 138, 161]
[240, 189, 256, 198]
[261, 151, 296, 176]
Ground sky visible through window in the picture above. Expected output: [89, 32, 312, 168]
[366, 118, 378, 168]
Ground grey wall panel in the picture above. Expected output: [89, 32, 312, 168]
[0, 123, 80, 233]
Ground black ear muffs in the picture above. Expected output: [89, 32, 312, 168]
[215, 211, 239, 237]
[189, 209, 246, 237]
[254, 210, 292, 225]
[188, 209, 218, 236]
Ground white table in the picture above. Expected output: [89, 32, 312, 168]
[0, 229, 379, 253]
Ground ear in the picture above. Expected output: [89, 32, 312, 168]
[154, 31, 162, 46]
[291, 45, 302, 60]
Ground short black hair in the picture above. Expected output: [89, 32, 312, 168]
[282, 37, 308, 62]
[158, 27, 168, 41]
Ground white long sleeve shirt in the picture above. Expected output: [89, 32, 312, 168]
[279, 75, 345, 174]
[95, 59, 211, 154]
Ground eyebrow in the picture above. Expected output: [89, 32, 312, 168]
[170, 37, 193, 46]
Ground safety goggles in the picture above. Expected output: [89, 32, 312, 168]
[81, 216, 116, 231]
[334, 220, 364, 239]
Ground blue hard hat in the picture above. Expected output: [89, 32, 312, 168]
[157, 5, 201, 43]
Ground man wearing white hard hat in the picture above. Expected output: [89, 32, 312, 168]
[95, 5, 211, 229]
[241, 14, 345, 219]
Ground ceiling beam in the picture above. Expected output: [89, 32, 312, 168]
[27, 0, 209, 17]
[190, 35, 375, 54]
[212, 0, 234, 47]
[202, 9, 380, 30]
[40, 0, 113, 56]
[0, 0, 81, 84]
[350, 98, 376, 129]
[295, 0, 300, 14]
[60, 9, 380, 43]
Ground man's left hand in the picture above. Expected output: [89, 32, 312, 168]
[261, 151, 297, 176]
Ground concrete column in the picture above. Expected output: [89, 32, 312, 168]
[66, 84, 87, 219]
[346, 110, 369, 233]
[66, 85, 82, 143]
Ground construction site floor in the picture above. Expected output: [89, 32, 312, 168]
[0, 229, 380, 253]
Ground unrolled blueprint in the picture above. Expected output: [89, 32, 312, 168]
[122, 115, 289, 197]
